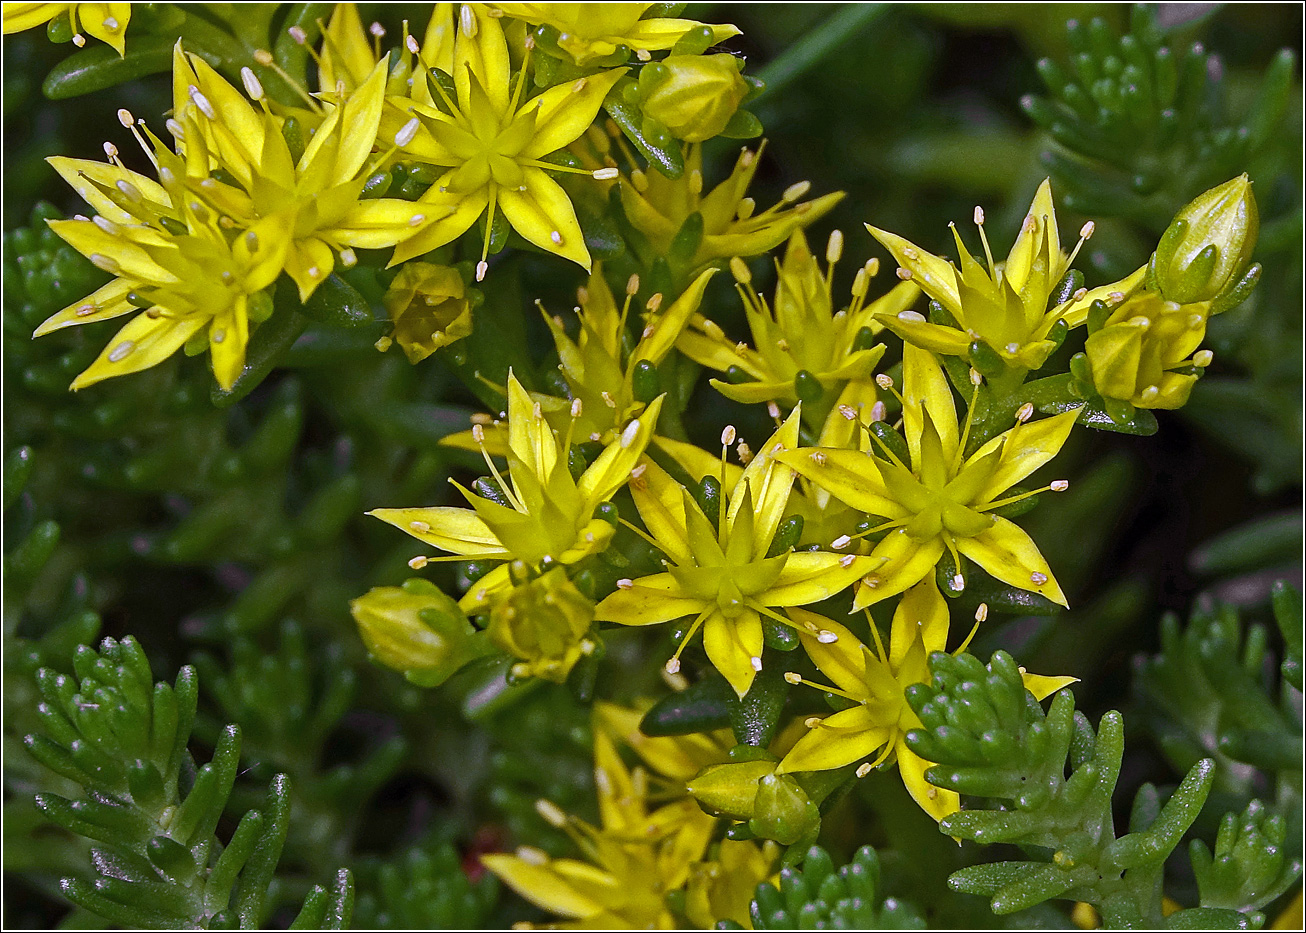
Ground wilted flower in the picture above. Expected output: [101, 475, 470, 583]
[1085, 290, 1214, 411]
[382, 261, 472, 363]
[491, 2, 739, 65]
[486, 564, 597, 683]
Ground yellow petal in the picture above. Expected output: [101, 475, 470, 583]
[302, 56, 388, 186]
[774, 448, 904, 520]
[876, 314, 972, 358]
[776, 706, 887, 774]
[480, 853, 606, 920]
[633, 268, 716, 367]
[889, 579, 949, 665]
[901, 343, 957, 468]
[34, 278, 136, 336]
[897, 741, 961, 823]
[1021, 671, 1078, 701]
[1056, 265, 1147, 328]
[335, 197, 437, 250]
[47, 157, 170, 225]
[788, 609, 870, 697]
[762, 552, 873, 607]
[652, 436, 745, 491]
[366, 506, 508, 557]
[70, 311, 206, 390]
[577, 396, 663, 509]
[628, 457, 694, 567]
[703, 609, 762, 698]
[497, 167, 591, 270]
[3, 4, 64, 33]
[729, 406, 801, 559]
[505, 370, 557, 482]
[521, 68, 627, 159]
[852, 531, 944, 610]
[318, 2, 375, 92]
[458, 562, 512, 612]
[710, 378, 795, 405]
[48, 219, 176, 285]
[865, 224, 961, 315]
[955, 516, 1067, 607]
[1004, 179, 1058, 294]
[283, 237, 337, 303]
[454, 4, 510, 115]
[594, 572, 701, 626]
[207, 298, 248, 391]
[387, 186, 489, 265]
[966, 407, 1081, 506]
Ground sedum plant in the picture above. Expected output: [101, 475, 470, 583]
[3, 2, 1300, 930]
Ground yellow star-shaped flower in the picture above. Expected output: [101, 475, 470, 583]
[595, 410, 875, 698]
[778, 344, 1080, 609]
[776, 580, 1075, 821]
[356, 5, 625, 276]
[491, 2, 740, 65]
[370, 371, 662, 612]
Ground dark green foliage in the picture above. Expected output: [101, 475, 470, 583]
[906, 650, 1295, 928]
[1190, 800, 1301, 913]
[21, 634, 353, 929]
[1133, 594, 1301, 793]
[352, 840, 498, 929]
[732, 844, 924, 930]
[1023, 5, 1297, 231]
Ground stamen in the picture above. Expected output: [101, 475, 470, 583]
[108, 340, 134, 362]
[1050, 480, 1069, 492]
[1015, 402, 1034, 423]
[826, 230, 844, 265]
[975, 603, 988, 622]
[1030, 572, 1048, 585]
[856, 762, 873, 778]
[394, 117, 420, 147]
[241, 67, 264, 101]
[408, 556, 429, 569]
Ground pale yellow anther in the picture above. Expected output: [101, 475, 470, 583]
[1015, 402, 1034, 423]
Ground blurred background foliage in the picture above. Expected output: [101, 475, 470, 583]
[3, 2, 1301, 928]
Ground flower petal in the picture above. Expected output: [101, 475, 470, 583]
[852, 531, 944, 610]
[521, 68, 627, 159]
[594, 572, 701, 626]
[776, 706, 888, 774]
[730, 407, 801, 559]
[1021, 671, 1078, 701]
[775, 447, 904, 520]
[704, 609, 762, 698]
[70, 311, 207, 390]
[454, 5, 511, 115]
[627, 457, 694, 567]
[788, 608, 870, 696]
[633, 269, 716, 367]
[47, 157, 171, 225]
[497, 167, 591, 270]
[480, 853, 607, 920]
[865, 224, 961, 315]
[965, 407, 1081, 505]
[207, 298, 249, 391]
[762, 552, 874, 607]
[34, 278, 136, 336]
[366, 506, 508, 557]
[902, 343, 958, 468]
[48, 219, 177, 285]
[889, 579, 949, 665]
[577, 396, 663, 508]
[955, 516, 1067, 607]
[897, 741, 960, 823]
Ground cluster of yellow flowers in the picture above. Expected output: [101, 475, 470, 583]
[15, 3, 1263, 926]
[21, 2, 826, 388]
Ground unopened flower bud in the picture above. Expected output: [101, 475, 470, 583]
[350, 580, 487, 686]
[748, 773, 821, 845]
[638, 54, 749, 143]
[686, 759, 776, 820]
[1152, 174, 1258, 304]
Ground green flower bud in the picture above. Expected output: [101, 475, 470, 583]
[1084, 292, 1210, 411]
[639, 54, 749, 143]
[687, 759, 777, 820]
[486, 566, 595, 683]
[748, 773, 821, 845]
[1152, 175, 1259, 304]
[350, 580, 486, 687]
[382, 262, 473, 364]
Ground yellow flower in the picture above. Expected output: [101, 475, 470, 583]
[2, 2, 129, 54]
[593, 700, 733, 785]
[868, 179, 1120, 372]
[778, 345, 1079, 609]
[35, 208, 289, 391]
[485, 564, 596, 683]
[481, 729, 716, 929]
[369, 371, 662, 612]
[677, 230, 917, 416]
[595, 410, 876, 698]
[619, 142, 844, 273]
[316, 2, 455, 99]
[355, 5, 626, 276]
[1085, 289, 1213, 411]
[382, 261, 473, 363]
[685, 838, 779, 929]
[1151, 174, 1259, 305]
[775, 580, 1075, 821]
[170, 45, 396, 301]
[491, 3, 739, 65]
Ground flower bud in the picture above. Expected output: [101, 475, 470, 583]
[350, 579, 487, 686]
[1152, 175, 1258, 304]
[748, 773, 821, 845]
[639, 54, 748, 143]
[382, 262, 473, 363]
[1084, 292, 1208, 412]
[486, 567, 595, 683]
[686, 759, 777, 820]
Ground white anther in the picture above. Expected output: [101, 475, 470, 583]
[1015, 402, 1034, 423]
[108, 340, 135, 362]
[856, 762, 873, 778]
[839, 404, 858, 421]
[406, 34, 421, 54]
[72, 33, 86, 47]
[92, 215, 119, 235]
[952, 573, 965, 591]
[592, 167, 619, 180]
[896, 268, 913, 280]
[103, 16, 119, 30]
[818, 629, 839, 643]
[370, 22, 386, 37]
[616, 578, 633, 589]
[782, 180, 811, 202]
[826, 229, 844, 264]
[970, 367, 983, 386]
[339, 248, 357, 268]
[288, 25, 308, 44]
[570, 398, 583, 418]
[476, 261, 488, 282]
[535, 799, 568, 827]
[1080, 221, 1095, 239]
[875, 374, 894, 389]
[620, 419, 641, 448]
[188, 86, 216, 119]
[89, 253, 121, 274]
[897, 310, 926, 324]
[409, 520, 431, 533]
[471, 423, 485, 444]
[975, 603, 988, 623]
[550, 230, 563, 245]
[721, 425, 737, 446]
[1051, 480, 1069, 492]
[750, 656, 763, 672]
[102, 141, 119, 159]
[832, 535, 852, 550]
[1030, 572, 1048, 585]
[784, 672, 802, 685]
[870, 400, 887, 422]
[665, 657, 681, 674]
[973, 205, 985, 225]
[394, 117, 420, 148]
[117, 108, 134, 127]
[407, 555, 429, 569]
[1193, 350, 1213, 367]
[241, 66, 264, 100]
